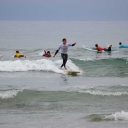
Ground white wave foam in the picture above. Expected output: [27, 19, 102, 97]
[105, 111, 128, 121]
[0, 59, 81, 73]
[38, 51, 44, 56]
[79, 57, 93, 61]
[0, 90, 22, 99]
[44, 86, 128, 96]
[80, 90, 128, 96]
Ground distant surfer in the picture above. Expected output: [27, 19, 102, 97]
[14, 51, 27, 58]
[95, 44, 112, 52]
[53, 38, 76, 70]
[43, 50, 51, 57]
[95, 44, 104, 51]
[119, 42, 128, 48]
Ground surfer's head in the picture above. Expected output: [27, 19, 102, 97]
[16, 50, 19, 53]
[62, 38, 67, 44]
[119, 42, 122, 45]
[47, 51, 51, 56]
[95, 44, 98, 47]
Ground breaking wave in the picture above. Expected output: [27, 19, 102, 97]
[0, 59, 81, 73]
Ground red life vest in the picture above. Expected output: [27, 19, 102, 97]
[43, 53, 48, 57]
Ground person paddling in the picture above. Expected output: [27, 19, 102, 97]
[95, 44, 104, 51]
[53, 38, 76, 70]
[14, 51, 27, 58]
[43, 50, 51, 57]
[119, 42, 128, 48]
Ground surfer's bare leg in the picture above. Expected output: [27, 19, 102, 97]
[64, 67, 67, 70]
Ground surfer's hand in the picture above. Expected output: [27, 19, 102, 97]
[53, 55, 55, 58]
[74, 42, 76, 45]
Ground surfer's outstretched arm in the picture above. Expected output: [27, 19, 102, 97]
[68, 42, 76, 47]
[72, 42, 76, 46]
[44, 50, 46, 53]
[53, 50, 59, 57]
[53, 46, 61, 57]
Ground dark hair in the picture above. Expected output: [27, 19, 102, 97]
[62, 38, 66, 42]
[95, 44, 98, 47]
[16, 50, 19, 53]
[119, 42, 122, 45]
[47, 51, 50, 53]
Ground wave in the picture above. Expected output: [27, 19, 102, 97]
[1, 85, 128, 100]
[70, 57, 128, 77]
[105, 111, 128, 121]
[71, 57, 128, 62]
[87, 111, 128, 122]
[0, 59, 81, 73]
[66, 85, 128, 96]
[79, 90, 128, 96]
[0, 89, 22, 99]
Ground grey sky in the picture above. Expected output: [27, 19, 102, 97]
[0, 0, 128, 21]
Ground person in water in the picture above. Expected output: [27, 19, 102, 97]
[95, 44, 104, 51]
[53, 38, 76, 70]
[119, 42, 128, 48]
[104, 45, 112, 52]
[14, 51, 26, 58]
[43, 50, 51, 57]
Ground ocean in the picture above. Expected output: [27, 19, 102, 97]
[0, 21, 128, 128]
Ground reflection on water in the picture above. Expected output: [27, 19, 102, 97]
[60, 74, 68, 86]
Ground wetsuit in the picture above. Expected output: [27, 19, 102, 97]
[54, 43, 75, 68]
[14, 53, 24, 58]
[104, 47, 111, 51]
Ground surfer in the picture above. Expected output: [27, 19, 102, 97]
[119, 42, 128, 48]
[104, 45, 112, 52]
[43, 50, 51, 57]
[95, 44, 104, 51]
[14, 51, 27, 58]
[53, 38, 76, 70]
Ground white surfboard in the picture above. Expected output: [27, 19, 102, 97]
[83, 45, 100, 52]
[84, 47, 101, 52]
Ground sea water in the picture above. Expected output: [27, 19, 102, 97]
[0, 21, 128, 128]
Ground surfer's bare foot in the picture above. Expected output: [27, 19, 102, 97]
[64, 67, 67, 70]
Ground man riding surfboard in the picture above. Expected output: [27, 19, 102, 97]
[53, 38, 76, 70]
